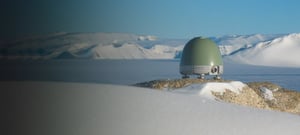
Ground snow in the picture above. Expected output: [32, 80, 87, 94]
[91, 43, 182, 59]
[3, 32, 300, 67]
[3, 31, 300, 134]
[213, 34, 282, 56]
[1, 32, 184, 60]
[3, 81, 300, 135]
[260, 87, 275, 100]
[173, 81, 246, 99]
[218, 45, 246, 55]
[137, 35, 157, 41]
[212, 34, 282, 46]
[229, 33, 300, 67]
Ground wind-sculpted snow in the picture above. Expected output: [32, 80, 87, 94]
[3, 81, 300, 135]
[215, 34, 284, 56]
[228, 33, 300, 67]
[2, 32, 300, 67]
[212, 34, 283, 46]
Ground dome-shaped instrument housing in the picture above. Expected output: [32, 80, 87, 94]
[180, 37, 223, 79]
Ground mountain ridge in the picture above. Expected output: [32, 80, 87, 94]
[1, 32, 300, 67]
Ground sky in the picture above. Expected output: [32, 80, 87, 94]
[2, 0, 300, 39]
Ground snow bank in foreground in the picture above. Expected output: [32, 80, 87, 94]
[136, 79, 300, 114]
[173, 81, 246, 99]
[3, 81, 300, 135]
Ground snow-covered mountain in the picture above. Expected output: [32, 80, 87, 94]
[0, 32, 184, 59]
[228, 33, 300, 67]
[2, 32, 300, 67]
[214, 34, 283, 55]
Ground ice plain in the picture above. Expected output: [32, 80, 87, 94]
[2, 59, 300, 91]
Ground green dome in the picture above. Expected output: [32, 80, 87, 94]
[180, 37, 223, 77]
[180, 37, 223, 66]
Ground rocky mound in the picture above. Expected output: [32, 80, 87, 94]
[135, 78, 230, 89]
[135, 79, 300, 115]
[247, 82, 300, 114]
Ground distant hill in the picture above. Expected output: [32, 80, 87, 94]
[2, 32, 300, 67]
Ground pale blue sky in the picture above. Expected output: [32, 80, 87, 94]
[2, 0, 300, 39]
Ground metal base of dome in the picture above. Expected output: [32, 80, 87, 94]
[180, 65, 223, 76]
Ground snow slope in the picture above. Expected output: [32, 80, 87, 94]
[213, 34, 282, 55]
[228, 33, 300, 67]
[3, 81, 300, 135]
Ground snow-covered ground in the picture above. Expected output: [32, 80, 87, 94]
[173, 81, 246, 99]
[3, 81, 300, 135]
[3, 32, 300, 67]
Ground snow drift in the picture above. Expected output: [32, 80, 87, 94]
[3, 81, 300, 135]
[136, 79, 300, 114]
[173, 81, 245, 99]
